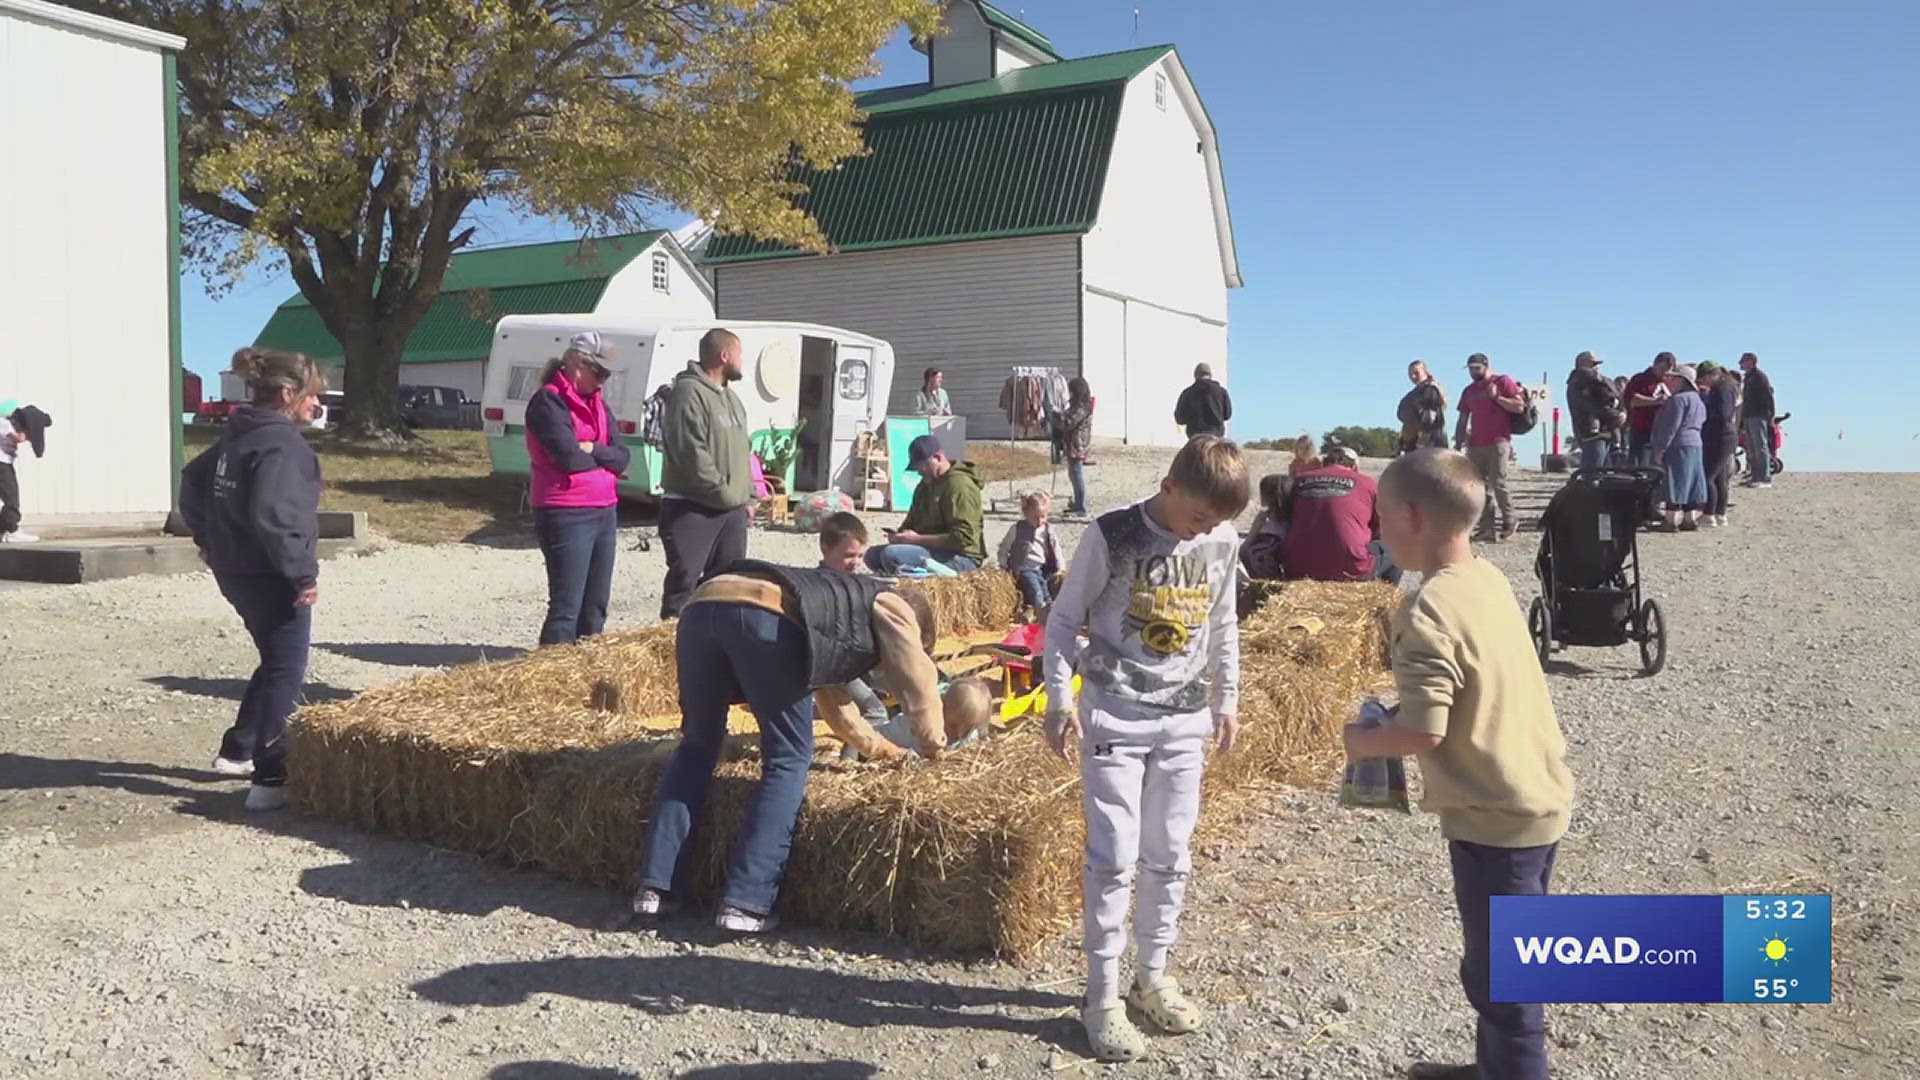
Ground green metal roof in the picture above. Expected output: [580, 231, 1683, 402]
[976, 2, 1059, 58]
[706, 47, 1174, 263]
[253, 232, 663, 365]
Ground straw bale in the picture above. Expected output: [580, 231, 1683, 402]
[289, 573, 1396, 959]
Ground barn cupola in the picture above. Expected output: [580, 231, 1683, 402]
[912, 1, 1061, 89]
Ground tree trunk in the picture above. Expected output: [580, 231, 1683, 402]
[337, 325, 409, 441]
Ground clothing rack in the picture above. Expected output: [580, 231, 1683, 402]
[993, 365, 1067, 516]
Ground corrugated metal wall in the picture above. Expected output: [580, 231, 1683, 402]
[713, 236, 1080, 440]
[0, 10, 172, 518]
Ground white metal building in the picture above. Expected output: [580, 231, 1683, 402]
[705, 0, 1239, 445]
[0, 0, 183, 521]
[255, 231, 713, 399]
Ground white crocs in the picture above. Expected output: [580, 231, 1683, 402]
[1127, 976, 1205, 1034]
[1082, 1001, 1148, 1062]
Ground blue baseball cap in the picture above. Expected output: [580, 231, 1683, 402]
[906, 434, 943, 468]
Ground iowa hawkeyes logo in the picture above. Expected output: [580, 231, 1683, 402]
[1140, 619, 1190, 657]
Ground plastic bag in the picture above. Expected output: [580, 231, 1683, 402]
[1341, 698, 1411, 812]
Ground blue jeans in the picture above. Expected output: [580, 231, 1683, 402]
[1577, 438, 1609, 472]
[1067, 457, 1088, 514]
[641, 602, 815, 915]
[865, 545, 980, 575]
[1628, 430, 1655, 468]
[1744, 418, 1773, 482]
[1365, 540, 1403, 586]
[213, 572, 312, 786]
[1014, 567, 1052, 610]
[534, 506, 618, 646]
[1452, 839, 1559, 1080]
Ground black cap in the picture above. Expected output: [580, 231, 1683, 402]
[906, 434, 942, 468]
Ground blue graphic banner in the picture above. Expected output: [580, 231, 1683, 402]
[1490, 895, 1831, 1003]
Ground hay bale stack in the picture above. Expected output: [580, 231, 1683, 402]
[289, 573, 1397, 959]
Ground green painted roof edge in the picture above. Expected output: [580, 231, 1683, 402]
[268, 230, 667, 312]
[704, 221, 1093, 265]
[976, 1, 1058, 57]
[857, 43, 1171, 115]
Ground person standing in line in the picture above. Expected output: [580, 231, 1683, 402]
[1060, 376, 1095, 516]
[1043, 436, 1249, 1062]
[525, 333, 630, 645]
[1651, 363, 1709, 531]
[1452, 353, 1526, 543]
[1564, 351, 1623, 472]
[1397, 360, 1449, 453]
[0, 408, 43, 544]
[1623, 352, 1676, 467]
[914, 367, 953, 417]
[1738, 352, 1777, 488]
[1173, 363, 1232, 439]
[1697, 362, 1738, 527]
[659, 328, 752, 619]
[179, 348, 325, 812]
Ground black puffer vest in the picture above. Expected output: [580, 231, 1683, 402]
[728, 560, 892, 688]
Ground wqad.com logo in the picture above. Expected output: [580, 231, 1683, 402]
[1510, 935, 1698, 967]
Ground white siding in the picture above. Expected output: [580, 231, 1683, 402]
[593, 241, 715, 320]
[1081, 290, 1127, 440]
[0, 8, 173, 518]
[1081, 59, 1230, 326]
[714, 236, 1079, 439]
[928, 1, 991, 87]
[1082, 290, 1226, 448]
[994, 42, 1037, 76]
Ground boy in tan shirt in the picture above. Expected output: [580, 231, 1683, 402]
[1343, 449, 1573, 1080]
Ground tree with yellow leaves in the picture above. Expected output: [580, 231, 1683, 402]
[83, 0, 939, 435]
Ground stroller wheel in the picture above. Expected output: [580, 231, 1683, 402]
[1771, 456, 1785, 475]
[1636, 599, 1667, 677]
[1528, 597, 1553, 667]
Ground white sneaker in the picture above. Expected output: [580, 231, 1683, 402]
[211, 756, 254, 778]
[1714, 515, 1728, 527]
[1699, 516, 1719, 528]
[0, 531, 38, 543]
[244, 784, 289, 811]
[714, 905, 778, 934]
[631, 887, 679, 918]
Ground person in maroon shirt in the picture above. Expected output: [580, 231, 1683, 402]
[1624, 352, 1676, 467]
[1281, 447, 1401, 584]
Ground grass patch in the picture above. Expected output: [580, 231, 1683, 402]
[185, 426, 522, 545]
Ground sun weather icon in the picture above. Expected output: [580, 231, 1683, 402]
[1760, 935, 1793, 967]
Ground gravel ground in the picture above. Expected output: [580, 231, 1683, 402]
[1, 444, 1914, 1079]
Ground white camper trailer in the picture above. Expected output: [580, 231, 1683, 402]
[479, 315, 896, 501]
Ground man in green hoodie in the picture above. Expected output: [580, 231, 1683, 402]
[866, 435, 986, 575]
[659, 328, 753, 618]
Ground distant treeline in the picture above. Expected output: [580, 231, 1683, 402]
[1244, 426, 1402, 459]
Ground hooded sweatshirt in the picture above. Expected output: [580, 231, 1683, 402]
[659, 365, 751, 510]
[900, 460, 986, 562]
[179, 406, 321, 588]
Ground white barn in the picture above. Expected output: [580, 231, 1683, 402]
[0, 0, 183, 522]
[705, 0, 1240, 445]
[255, 231, 713, 399]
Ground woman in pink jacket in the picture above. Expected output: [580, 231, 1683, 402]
[525, 333, 631, 645]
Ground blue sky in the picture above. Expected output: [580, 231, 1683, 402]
[183, 0, 1918, 470]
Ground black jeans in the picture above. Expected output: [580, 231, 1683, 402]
[640, 601, 815, 914]
[213, 573, 312, 786]
[1703, 436, 1735, 517]
[534, 505, 618, 646]
[0, 461, 20, 534]
[659, 499, 750, 620]
[1450, 839, 1559, 1080]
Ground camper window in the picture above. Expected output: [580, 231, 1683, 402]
[838, 359, 869, 400]
[506, 365, 545, 400]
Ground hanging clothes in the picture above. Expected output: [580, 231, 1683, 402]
[998, 374, 1049, 438]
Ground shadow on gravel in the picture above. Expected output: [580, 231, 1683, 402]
[678, 1064, 878, 1079]
[166, 787, 617, 931]
[315, 641, 525, 668]
[415, 955, 1077, 1048]
[489, 1064, 643, 1079]
[1543, 658, 1653, 681]
[144, 675, 356, 704]
[0, 752, 224, 795]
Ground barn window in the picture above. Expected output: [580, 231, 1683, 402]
[1154, 73, 1168, 111]
[651, 252, 670, 292]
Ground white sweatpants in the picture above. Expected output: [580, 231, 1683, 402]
[1079, 703, 1211, 1005]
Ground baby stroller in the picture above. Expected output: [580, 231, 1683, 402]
[1735, 412, 1789, 477]
[1529, 466, 1669, 676]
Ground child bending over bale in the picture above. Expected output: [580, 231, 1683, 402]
[635, 557, 951, 933]
[1343, 449, 1572, 1080]
[1043, 435, 1249, 1062]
